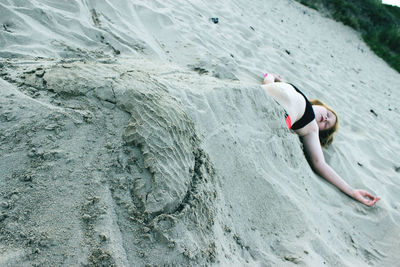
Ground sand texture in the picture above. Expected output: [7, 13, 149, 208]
[1, 0, 400, 266]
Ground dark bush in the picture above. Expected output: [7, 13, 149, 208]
[295, 0, 400, 73]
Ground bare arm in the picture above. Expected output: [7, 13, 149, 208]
[301, 129, 380, 206]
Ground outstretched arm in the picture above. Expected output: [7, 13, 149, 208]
[301, 130, 380, 207]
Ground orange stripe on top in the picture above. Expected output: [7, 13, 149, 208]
[285, 115, 292, 129]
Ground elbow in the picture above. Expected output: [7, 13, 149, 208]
[311, 158, 327, 172]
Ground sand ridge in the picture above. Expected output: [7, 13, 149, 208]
[0, 59, 220, 265]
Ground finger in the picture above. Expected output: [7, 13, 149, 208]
[367, 197, 380, 206]
[373, 197, 381, 204]
[365, 200, 375, 207]
[362, 191, 375, 199]
[365, 197, 376, 205]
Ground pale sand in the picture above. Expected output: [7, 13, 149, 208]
[0, 0, 399, 266]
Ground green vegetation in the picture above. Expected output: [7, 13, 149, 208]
[296, 0, 400, 72]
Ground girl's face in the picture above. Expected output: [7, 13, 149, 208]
[313, 105, 336, 131]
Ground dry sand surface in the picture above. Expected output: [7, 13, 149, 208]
[1, 0, 400, 266]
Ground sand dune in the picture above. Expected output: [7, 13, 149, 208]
[1, 0, 399, 266]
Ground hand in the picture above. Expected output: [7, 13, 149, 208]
[263, 73, 282, 84]
[352, 189, 380, 207]
[272, 73, 282, 82]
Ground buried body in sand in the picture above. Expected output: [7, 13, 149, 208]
[262, 73, 380, 207]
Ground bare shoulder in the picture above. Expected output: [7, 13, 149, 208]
[261, 82, 294, 104]
[295, 120, 318, 137]
[261, 82, 293, 92]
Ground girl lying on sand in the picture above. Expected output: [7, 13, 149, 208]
[262, 73, 380, 207]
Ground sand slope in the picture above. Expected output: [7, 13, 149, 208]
[1, 0, 400, 266]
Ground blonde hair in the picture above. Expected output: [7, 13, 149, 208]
[309, 99, 339, 148]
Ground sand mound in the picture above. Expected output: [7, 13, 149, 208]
[1, 0, 400, 266]
[0, 59, 220, 266]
